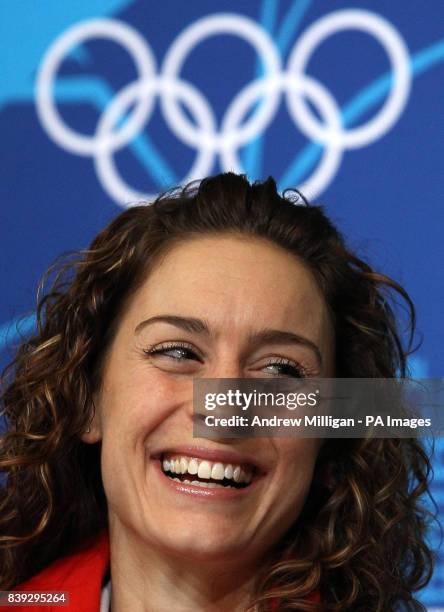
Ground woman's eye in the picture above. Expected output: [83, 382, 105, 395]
[263, 360, 306, 378]
[161, 347, 197, 361]
[144, 343, 201, 362]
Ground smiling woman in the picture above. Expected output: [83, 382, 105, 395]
[0, 173, 435, 611]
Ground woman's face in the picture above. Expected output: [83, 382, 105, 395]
[86, 234, 335, 565]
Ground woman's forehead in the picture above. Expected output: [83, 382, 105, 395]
[122, 235, 333, 343]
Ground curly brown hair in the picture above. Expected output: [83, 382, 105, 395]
[0, 173, 437, 610]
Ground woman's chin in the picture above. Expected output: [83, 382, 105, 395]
[140, 520, 259, 564]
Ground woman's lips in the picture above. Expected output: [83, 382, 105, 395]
[152, 458, 263, 499]
[150, 445, 267, 499]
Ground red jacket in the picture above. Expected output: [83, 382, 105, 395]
[4, 532, 110, 611]
[7, 532, 320, 611]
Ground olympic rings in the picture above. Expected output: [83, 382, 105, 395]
[220, 73, 343, 199]
[94, 77, 216, 204]
[36, 19, 157, 156]
[35, 9, 412, 206]
[287, 9, 411, 149]
[161, 13, 282, 150]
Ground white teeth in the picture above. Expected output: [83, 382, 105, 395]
[180, 457, 188, 474]
[224, 464, 233, 479]
[211, 463, 225, 480]
[197, 460, 212, 479]
[161, 455, 254, 485]
[186, 479, 236, 489]
[187, 458, 198, 475]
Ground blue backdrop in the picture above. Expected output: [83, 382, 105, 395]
[0, 1, 443, 606]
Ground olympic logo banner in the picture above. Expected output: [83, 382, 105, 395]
[35, 10, 412, 205]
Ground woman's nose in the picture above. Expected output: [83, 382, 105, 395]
[205, 357, 244, 380]
[186, 359, 244, 432]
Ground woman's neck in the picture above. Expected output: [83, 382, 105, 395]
[108, 523, 262, 612]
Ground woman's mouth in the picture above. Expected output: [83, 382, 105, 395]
[161, 454, 254, 489]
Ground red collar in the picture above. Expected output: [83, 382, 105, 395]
[13, 531, 320, 610]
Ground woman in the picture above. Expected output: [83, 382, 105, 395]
[0, 173, 435, 611]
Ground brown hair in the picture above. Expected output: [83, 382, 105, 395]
[0, 173, 436, 610]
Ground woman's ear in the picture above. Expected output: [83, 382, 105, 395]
[80, 395, 103, 444]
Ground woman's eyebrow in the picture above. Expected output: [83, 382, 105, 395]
[134, 314, 209, 335]
[247, 329, 323, 368]
[134, 316, 322, 367]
